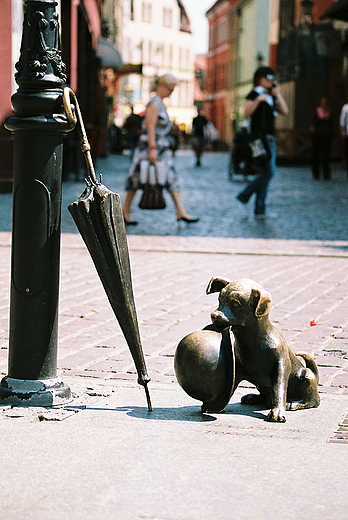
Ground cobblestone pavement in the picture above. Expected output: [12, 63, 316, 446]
[73, 149, 348, 240]
[0, 149, 348, 398]
[1, 149, 348, 241]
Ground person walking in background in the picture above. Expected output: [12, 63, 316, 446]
[310, 97, 334, 180]
[192, 108, 208, 166]
[339, 101, 348, 180]
[122, 73, 199, 225]
[168, 120, 180, 156]
[123, 108, 143, 161]
[236, 66, 288, 218]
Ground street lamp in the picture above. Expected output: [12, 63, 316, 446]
[0, 0, 74, 406]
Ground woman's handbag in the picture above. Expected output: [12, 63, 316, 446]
[248, 135, 271, 166]
[138, 161, 166, 210]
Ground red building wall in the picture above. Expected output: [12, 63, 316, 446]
[0, 0, 14, 191]
[0, 0, 106, 185]
[312, 0, 336, 23]
[206, 0, 241, 142]
[0, 1, 12, 123]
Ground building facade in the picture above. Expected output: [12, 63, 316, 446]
[206, 0, 240, 143]
[0, 0, 23, 191]
[276, 0, 347, 159]
[115, 0, 196, 129]
[233, 0, 273, 134]
[0, 0, 107, 183]
[205, 0, 273, 144]
[204, 0, 347, 160]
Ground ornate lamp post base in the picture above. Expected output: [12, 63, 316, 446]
[0, 376, 71, 407]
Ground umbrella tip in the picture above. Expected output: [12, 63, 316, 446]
[144, 383, 152, 412]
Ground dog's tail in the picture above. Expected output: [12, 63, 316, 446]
[296, 352, 319, 383]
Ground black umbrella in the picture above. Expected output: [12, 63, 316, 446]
[63, 88, 152, 411]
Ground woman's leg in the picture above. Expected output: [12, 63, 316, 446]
[237, 171, 261, 203]
[237, 138, 275, 210]
[122, 191, 137, 222]
[169, 190, 196, 220]
[254, 139, 276, 215]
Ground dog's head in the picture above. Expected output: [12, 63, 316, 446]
[206, 277, 272, 329]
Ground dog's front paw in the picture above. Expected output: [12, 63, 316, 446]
[266, 408, 286, 422]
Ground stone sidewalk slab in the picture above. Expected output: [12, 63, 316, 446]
[1, 384, 347, 520]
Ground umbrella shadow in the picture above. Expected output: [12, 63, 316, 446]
[79, 405, 217, 422]
[78, 401, 267, 422]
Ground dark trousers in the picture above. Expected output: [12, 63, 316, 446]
[237, 138, 276, 215]
[311, 134, 332, 180]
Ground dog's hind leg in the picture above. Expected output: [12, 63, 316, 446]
[287, 368, 320, 410]
[287, 353, 320, 410]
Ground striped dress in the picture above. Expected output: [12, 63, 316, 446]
[125, 95, 180, 191]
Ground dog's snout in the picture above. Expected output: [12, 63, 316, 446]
[211, 310, 230, 328]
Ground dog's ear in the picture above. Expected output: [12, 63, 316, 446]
[252, 288, 272, 317]
[206, 277, 232, 294]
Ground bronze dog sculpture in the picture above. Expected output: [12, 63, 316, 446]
[175, 277, 320, 422]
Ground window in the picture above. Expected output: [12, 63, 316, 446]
[279, 0, 295, 38]
[186, 48, 190, 71]
[123, 37, 131, 62]
[178, 47, 183, 70]
[163, 7, 173, 27]
[124, 0, 134, 20]
[217, 18, 228, 45]
[148, 41, 152, 65]
[169, 45, 173, 68]
[142, 2, 152, 23]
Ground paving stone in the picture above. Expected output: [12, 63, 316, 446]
[1, 152, 348, 394]
[332, 373, 348, 388]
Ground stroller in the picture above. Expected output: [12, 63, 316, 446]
[228, 125, 256, 181]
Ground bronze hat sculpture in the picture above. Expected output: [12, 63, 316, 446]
[175, 327, 235, 414]
[174, 277, 320, 422]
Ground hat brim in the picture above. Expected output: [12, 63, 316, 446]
[200, 327, 236, 413]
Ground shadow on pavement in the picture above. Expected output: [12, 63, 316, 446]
[75, 402, 267, 422]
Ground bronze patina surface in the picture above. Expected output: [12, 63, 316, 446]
[175, 277, 320, 422]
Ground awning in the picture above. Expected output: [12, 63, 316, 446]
[321, 0, 348, 21]
[97, 38, 124, 69]
[117, 64, 143, 75]
[96, 38, 143, 74]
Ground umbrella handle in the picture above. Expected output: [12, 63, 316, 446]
[62, 87, 99, 185]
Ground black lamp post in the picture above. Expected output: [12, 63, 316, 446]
[0, 0, 74, 405]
